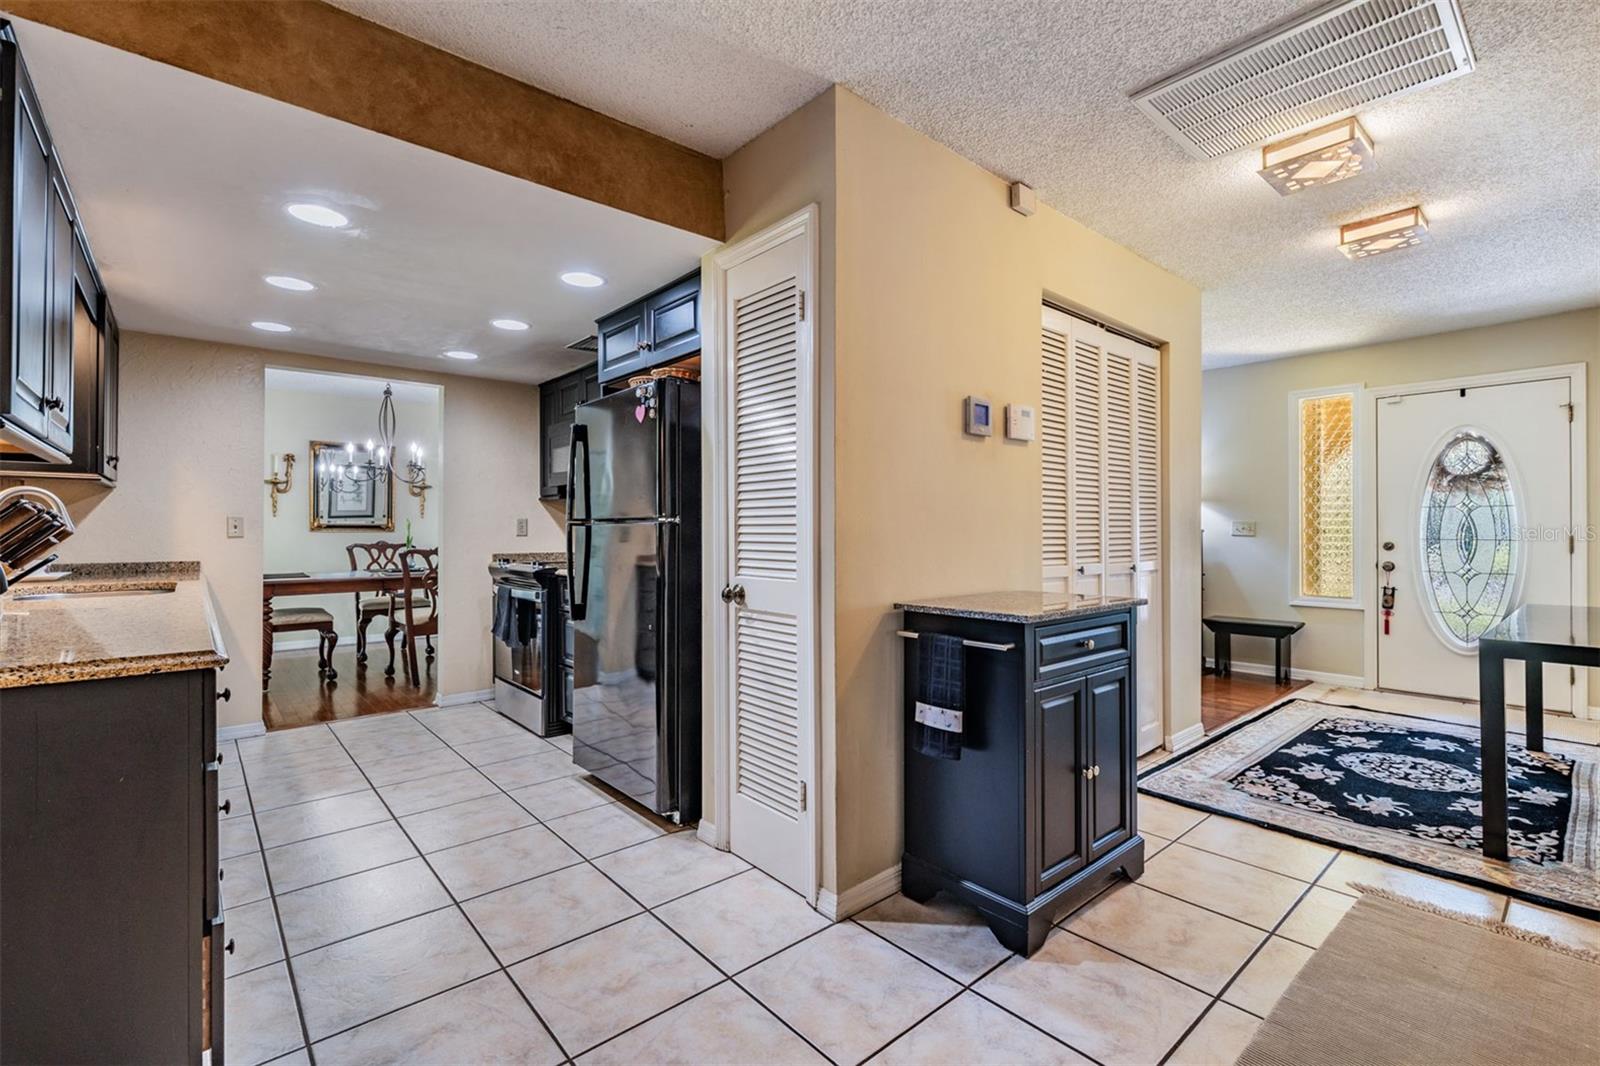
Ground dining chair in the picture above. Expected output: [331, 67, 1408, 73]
[347, 540, 430, 664]
[385, 547, 439, 686]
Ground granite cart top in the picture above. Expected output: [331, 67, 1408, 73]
[896, 590, 1146, 624]
[0, 562, 229, 689]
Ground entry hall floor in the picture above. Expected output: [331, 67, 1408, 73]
[223, 700, 1600, 1065]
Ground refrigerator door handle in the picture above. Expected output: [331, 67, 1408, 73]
[566, 523, 590, 622]
[569, 423, 591, 523]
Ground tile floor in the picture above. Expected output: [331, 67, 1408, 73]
[224, 699, 1600, 1066]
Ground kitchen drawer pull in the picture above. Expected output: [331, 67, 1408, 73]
[224, 938, 236, 955]
[1077, 638, 1096, 651]
[217, 687, 232, 703]
[218, 799, 232, 816]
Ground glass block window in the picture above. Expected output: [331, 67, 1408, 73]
[1298, 392, 1356, 600]
[1420, 431, 1520, 647]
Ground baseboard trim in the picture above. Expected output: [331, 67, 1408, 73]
[219, 722, 267, 742]
[435, 688, 494, 708]
[816, 863, 901, 921]
[1207, 657, 1365, 688]
[695, 820, 725, 849]
[1165, 722, 1206, 753]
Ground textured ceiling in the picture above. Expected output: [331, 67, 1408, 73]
[333, 0, 1600, 367]
[12, 19, 713, 384]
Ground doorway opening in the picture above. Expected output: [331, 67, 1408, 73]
[261, 367, 443, 729]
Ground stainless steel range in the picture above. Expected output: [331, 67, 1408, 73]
[488, 559, 570, 736]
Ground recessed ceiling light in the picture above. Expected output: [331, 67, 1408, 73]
[1258, 117, 1374, 196]
[285, 202, 349, 228]
[251, 321, 293, 333]
[1339, 206, 1429, 260]
[491, 318, 530, 331]
[264, 275, 316, 292]
[443, 350, 479, 361]
[560, 271, 605, 288]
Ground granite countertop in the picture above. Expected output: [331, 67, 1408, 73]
[896, 590, 1147, 624]
[491, 551, 566, 565]
[0, 562, 229, 688]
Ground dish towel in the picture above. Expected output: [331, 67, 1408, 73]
[491, 584, 516, 644]
[913, 633, 965, 760]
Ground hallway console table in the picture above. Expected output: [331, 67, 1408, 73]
[1477, 604, 1600, 861]
[896, 591, 1147, 955]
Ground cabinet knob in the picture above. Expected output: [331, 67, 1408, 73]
[224, 938, 236, 955]
[218, 799, 232, 816]
[1082, 766, 1094, 779]
[1078, 638, 1096, 651]
[106, 455, 119, 468]
[43, 396, 64, 412]
[639, 340, 653, 351]
[217, 687, 232, 703]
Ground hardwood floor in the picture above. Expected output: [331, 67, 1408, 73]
[263, 644, 436, 731]
[1200, 671, 1309, 733]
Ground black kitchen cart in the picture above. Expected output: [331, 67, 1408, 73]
[897, 592, 1146, 955]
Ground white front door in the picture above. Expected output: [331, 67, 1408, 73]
[716, 213, 818, 898]
[1376, 376, 1577, 708]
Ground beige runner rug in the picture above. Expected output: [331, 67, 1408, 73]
[1238, 888, 1600, 1066]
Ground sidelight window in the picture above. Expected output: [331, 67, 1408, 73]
[1292, 388, 1359, 606]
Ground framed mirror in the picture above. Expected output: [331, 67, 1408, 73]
[309, 440, 394, 531]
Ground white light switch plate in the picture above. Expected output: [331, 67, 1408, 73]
[1231, 521, 1257, 537]
[226, 516, 244, 538]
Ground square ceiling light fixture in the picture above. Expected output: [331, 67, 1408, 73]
[1259, 117, 1373, 194]
[1339, 206, 1428, 259]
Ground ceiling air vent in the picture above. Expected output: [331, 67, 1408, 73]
[565, 334, 599, 353]
[1130, 0, 1475, 159]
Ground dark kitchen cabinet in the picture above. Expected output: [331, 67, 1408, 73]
[539, 362, 601, 498]
[1, 667, 225, 1064]
[0, 24, 120, 481]
[900, 604, 1144, 956]
[595, 269, 700, 384]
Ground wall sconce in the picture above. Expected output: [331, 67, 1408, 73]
[264, 452, 295, 517]
[407, 476, 432, 518]
[1339, 206, 1429, 259]
[1258, 116, 1373, 195]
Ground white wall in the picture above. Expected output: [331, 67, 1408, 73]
[262, 372, 442, 648]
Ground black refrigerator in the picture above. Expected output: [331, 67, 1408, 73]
[566, 378, 701, 822]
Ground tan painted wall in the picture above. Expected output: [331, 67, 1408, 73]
[1201, 308, 1600, 680]
[721, 88, 1203, 896]
[5, 331, 559, 730]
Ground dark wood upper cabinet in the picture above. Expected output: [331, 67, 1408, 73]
[595, 269, 700, 384]
[538, 362, 601, 499]
[0, 23, 119, 479]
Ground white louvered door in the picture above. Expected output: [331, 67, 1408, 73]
[1041, 306, 1164, 753]
[722, 225, 816, 897]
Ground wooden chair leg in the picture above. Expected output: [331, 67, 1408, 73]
[425, 635, 435, 661]
[356, 614, 369, 664]
[324, 630, 338, 681]
[407, 636, 421, 686]
[385, 622, 398, 678]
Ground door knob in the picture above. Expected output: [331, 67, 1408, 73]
[720, 584, 746, 606]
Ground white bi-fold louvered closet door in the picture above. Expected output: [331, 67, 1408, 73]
[718, 216, 817, 898]
[1041, 305, 1164, 754]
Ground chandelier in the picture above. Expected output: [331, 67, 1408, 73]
[316, 384, 429, 492]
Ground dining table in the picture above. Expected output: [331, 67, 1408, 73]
[1477, 604, 1600, 861]
[262, 569, 408, 687]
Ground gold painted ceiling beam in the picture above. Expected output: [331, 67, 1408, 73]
[5, 0, 724, 239]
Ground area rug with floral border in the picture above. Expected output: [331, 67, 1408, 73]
[1139, 698, 1600, 917]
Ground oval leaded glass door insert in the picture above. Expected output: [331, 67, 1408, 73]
[1419, 430, 1520, 649]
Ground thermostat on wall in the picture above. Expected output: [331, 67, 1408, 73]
[964, 396, 993, 437]
[1005, 404, 1036, 441]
